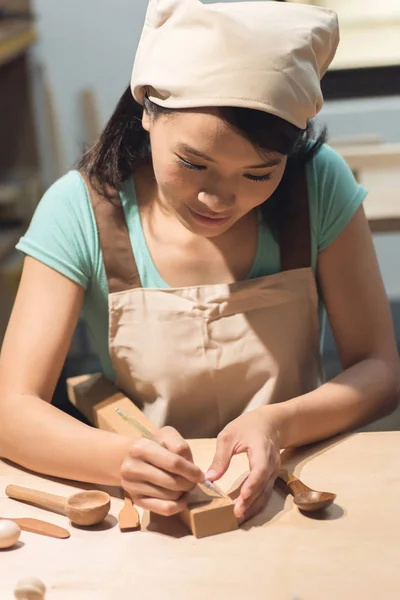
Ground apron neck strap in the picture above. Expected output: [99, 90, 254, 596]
[277, 161, 311, 271]
[81, 174, 142, 293]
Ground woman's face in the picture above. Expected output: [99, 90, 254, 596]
[142, 107, 287, 237]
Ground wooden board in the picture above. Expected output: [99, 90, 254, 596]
[1, 432, 399, 599]
[286, 1, 400, 70]
[67, 374, 238, 539]
[0, 23, 36, 69]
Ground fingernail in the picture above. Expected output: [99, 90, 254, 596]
[235, 507, 244, 521]
[205, 470, 217, 480]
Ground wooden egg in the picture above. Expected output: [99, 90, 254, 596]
[0, 519, 21, 549]
[14, 577, 46, 600]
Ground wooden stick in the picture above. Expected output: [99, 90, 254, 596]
[67, 373, 238, 538]
[80, 89, 101, 147]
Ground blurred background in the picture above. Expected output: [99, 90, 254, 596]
[0, 0, 399, 426]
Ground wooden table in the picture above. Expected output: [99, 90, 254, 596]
[1, 432, 399, 600]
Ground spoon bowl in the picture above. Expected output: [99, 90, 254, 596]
[277, 470, 336, 513]
[293, 490, 336, 512]
[66, 490, 111, 526]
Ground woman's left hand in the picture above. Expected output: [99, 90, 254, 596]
[206, 408, 281, 524]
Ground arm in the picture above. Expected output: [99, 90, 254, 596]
[269, 205, 400, 448]
[0, 257, 133, 486]
[0, 257, 202, 514]
[207, 206, 399, 522]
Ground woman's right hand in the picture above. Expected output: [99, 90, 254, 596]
[120, 426, 204, 516]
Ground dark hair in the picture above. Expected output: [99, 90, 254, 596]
[79, 86, 327, 225]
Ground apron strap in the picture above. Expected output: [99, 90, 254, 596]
[278, 161, 311, 271]
[81, 173, 142, 293]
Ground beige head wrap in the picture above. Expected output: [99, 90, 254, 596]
[131, 0, 339, 130]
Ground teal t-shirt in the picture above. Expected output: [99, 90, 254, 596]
[16, 144, 367, 381]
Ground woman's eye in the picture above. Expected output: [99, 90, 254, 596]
[244, 173, 273, 183]
[178, 158, 206, 171]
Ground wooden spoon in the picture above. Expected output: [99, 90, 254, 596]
[278, 470, 336, 512]
[6, 485, 110, 527]
[0, 517, 70, 539]
[118, 493, 140, 532]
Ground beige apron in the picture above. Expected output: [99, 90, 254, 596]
[84, 164, 322, 438]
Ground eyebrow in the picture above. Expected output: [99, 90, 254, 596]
[177, 143, 282, 169]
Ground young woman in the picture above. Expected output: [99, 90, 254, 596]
[0, 0, 398, 524]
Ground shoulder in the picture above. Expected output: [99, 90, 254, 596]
[32, 170, 97, 239]
[16, 170, 99, 288]
[306, 143, 358, 185]
[305, 144, 368, 252]
[38, 169, 92, 212]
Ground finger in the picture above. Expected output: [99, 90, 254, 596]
[234, 482, 264, 520]
[157, 427, 194, 462]
[133, 495, 187, 517]
[129, 438, 202, 483]
[125, 481, 183, 502]
[240, 444, 273, 501]
[206, 430, 235, 481]
[121, 458, 198, 492]
[237, 476, 276, 524]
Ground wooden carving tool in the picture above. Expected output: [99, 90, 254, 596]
[114, 408, 238, 537]
[0, 517, 70, 539]
[115, 409, 224, 498]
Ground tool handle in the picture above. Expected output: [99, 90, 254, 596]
[278, 469, 310, 497]
[278, 469, 298, 485]
[6, 485, 67, 514]
[279, 469, 305, 496]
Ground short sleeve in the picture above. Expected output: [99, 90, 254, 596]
[16, 170, 97, 289]
[307, 144, 368, 252]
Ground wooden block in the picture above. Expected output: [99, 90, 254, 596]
[66, 373, 157, 438]
[181, 495, 238, 539]
[66, 373, 238, 538]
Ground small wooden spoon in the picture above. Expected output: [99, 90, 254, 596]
[278, 470, 336, 512]
[118, 493, 140, 532]
[6, 485, 110, 527]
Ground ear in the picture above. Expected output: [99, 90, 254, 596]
[142, 107, 151, 133]
[146, 0, 199, 28]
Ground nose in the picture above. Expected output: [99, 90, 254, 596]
[198, 190, 235, 213]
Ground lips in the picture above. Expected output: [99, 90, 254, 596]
[186, 205, 231, 228]
[189, 207, 230, 220]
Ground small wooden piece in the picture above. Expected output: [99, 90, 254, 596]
[0, 517, 70, 539]
[278, 469, 336, 512]
[6, 485, 110, 527]
[118, 493, 140, 532]
[14, 577, 46, 600]
[67, 373, 238, 538]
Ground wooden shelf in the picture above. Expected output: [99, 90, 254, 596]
[0, 23, 36, 68]
[330, 21, 400, 71]
[0, 226, 24, 264]
[331, 142, 400, 233]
